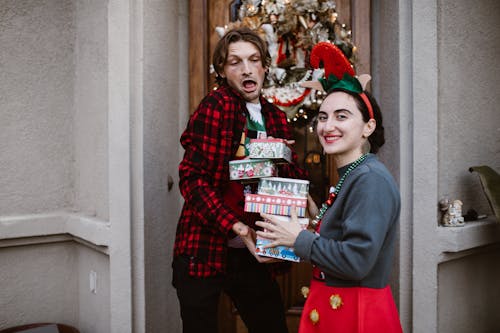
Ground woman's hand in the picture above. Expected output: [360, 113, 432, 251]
[256, 207, 303, 248]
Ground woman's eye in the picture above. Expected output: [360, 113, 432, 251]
[318, 115, 328, 122]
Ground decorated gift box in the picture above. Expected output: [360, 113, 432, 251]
[244, 193, 307, 217]
[229, 159, 277, 181]
[256, 216, 309, 262]
[257, 177, 309, 198]
[256, 237, 300, 262]
[248, 138, 292, 163]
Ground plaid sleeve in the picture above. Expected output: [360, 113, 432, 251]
[178, 94, 241, 235]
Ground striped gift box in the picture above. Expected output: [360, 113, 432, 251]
[244, 193, 307, 217]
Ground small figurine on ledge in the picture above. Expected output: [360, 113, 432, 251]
[439, 198, 465, 227]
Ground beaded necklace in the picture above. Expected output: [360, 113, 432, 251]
[310, 153, 368, 231]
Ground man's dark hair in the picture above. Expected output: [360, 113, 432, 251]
[212, 27, 271, 81]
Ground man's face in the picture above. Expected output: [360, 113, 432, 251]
[220, 41, 267, 104]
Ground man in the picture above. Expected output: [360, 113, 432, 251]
[172, 27, 306, 333]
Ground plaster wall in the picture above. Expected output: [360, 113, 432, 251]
[438, 250, 500, 333]
[76, 244, 110, 333]
[435, 1, 500, 329]
[0, 242, 77, 328]
[437, 0, 500, 216]
[373, 0, 500, 332]
[1, 0, 186, 331]
[0, 1, 111, 331]
[0, 0, 75, 215]
[74, 0, 108, 220]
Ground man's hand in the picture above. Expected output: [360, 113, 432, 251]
[232, 222, 281, 263]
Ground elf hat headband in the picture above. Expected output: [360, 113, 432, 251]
[302, 42, 374, 120]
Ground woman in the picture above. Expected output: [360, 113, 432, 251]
[255, 43, 403, 333]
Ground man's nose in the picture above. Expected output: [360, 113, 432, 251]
[242, 60, 252, 74]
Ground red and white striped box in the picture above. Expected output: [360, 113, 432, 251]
[244, 193, 307, 217]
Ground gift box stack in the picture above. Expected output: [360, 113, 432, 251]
[228, 138, 309, 262]
[244, 177, 310, 262]
[228, 138, 292, 181]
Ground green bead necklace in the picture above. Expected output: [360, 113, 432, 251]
[311, 153, 368, 230]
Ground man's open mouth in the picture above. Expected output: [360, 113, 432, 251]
[242, 79, 257, 91]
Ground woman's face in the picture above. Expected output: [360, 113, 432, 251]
[317, 91, 375, 166]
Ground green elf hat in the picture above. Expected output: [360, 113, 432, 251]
[301, 42, 374, 119]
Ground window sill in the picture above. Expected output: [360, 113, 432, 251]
[438, 216, 500, 256]
[0, 212, 110, 250]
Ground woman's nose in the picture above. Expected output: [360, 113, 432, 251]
[324, 119, 337, 131]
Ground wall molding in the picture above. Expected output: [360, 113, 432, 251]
[0, 212, 110, 249]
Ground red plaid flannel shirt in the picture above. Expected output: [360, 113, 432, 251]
[175, 84, 307, 277]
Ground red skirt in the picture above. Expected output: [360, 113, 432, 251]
[299, 279, 403, 333]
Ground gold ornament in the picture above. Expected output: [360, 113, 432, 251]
[329, 294, 343, 310]
[300, 286, 310, 298]
[309, 309, 320, 324]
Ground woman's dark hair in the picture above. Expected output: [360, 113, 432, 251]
[353, 90, 385, 153]
[312, 89, 385, 153]
[212, 27, 271, 82]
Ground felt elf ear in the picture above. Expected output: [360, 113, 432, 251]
[300, 80, 325, 91]
[357, 74, 371, 90]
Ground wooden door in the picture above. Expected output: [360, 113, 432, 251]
[187, 1, 371, 332]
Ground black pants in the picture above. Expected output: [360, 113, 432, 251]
[172, 248, 289, 333]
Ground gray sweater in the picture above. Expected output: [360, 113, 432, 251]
[294, 154, 400, 288]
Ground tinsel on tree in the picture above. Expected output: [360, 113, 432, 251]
[216, 0, 357, 123]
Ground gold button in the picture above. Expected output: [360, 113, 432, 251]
[309, 309, 319, 324]
[329, 294, 343, 309]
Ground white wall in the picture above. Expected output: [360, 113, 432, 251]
[74, 0, 109, 220]
[0, 0, 75, 215]
[0, 0, 186, 332]
[0, 1, 111, 331]
[373, 0, 500, 332]
[437, 0, 500, 214]
[0, 242, 78, 328]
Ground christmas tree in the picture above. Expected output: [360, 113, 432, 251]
[216, 0, 357, 123]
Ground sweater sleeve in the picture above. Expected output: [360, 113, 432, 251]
[294, 171, 399, 281]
